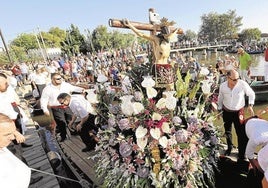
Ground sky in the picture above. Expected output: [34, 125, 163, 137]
[1, 0, 268, 45]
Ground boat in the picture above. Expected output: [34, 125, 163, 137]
[250, 80, 268, 102]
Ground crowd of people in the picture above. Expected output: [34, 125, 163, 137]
[0, 45, 268, 187]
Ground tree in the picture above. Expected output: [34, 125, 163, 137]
[45, 27, 66, 48]
[239, 28, 261, 44]
[177, 29, 197, 42]
[91, 25, 111, 52]
[199, 10, 242, 42]
[61, 24, 85, 57]
[11, 33, 38, 52]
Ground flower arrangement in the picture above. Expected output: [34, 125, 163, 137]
[91, 69, 221, 188]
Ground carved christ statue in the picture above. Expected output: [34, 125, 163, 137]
[122, 18, 179, 65]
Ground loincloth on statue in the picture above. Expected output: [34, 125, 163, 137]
[152, 64, 174, 88]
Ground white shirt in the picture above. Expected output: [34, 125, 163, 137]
[34, 73, 47, 85]
[0, 86, 19, 119]
[258, 144, 268, 180]
[40, 81, 84, 113]
[69, 95, 96, 118]
[0, 147, 31, 188]
[245, 118, 268, 159]
[20, 63, 29, 74]
[218, 79, 255, 111]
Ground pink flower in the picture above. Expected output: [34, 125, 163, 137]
[118, 118, 130, 130]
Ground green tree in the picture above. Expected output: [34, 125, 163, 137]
[177, 29, 197, 42]
[199, 10, 242, 42]
[61, 24, 85, 57]
[45, 27, 66, 48]
[239, 28, 261, 44]
[11, 33, 38, 52]
[91, 25, 111, 52]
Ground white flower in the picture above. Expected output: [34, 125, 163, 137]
[156, 98, 166, 109]
[146, 87, 157, 98]
[120, 95, 134, 116]
[85, 89, 99, 104]
[201, 80, 212, 95]
[97, 74, 108, 83]
[150, 128, 161, 140]
[133, 102, 144, 115]
[134, 91, 144, 101]
[165, 97, 177, 110]
[163, 91, 176, 98]
[137, 137, 148, 150]
[159, 136, 168, 148]
[163, 91, 177, 110]
[136, 126, 148, 138]
[141, 75, 155, 88]
[152, 113, 162, 121]
[161, 122, 171, 133]
[199, 67, 210, 76]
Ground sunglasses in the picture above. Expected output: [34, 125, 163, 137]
[228, 77, 239, 82]
[54, 77, 62, 80]
[60, 98, 67, 105]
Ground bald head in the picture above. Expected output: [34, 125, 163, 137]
[228, 69, 239, 78]
[0, 113, 16, 149]
[226, 69, 240, 84]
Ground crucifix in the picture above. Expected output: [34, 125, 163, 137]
[109, 8, 183, 89]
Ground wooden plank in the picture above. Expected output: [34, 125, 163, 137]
[59, 136, 103, 185]
[22, 126, 60, 188]
[61, 137, 96, 167]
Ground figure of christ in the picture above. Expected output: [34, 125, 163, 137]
[123, 18, 178, 65]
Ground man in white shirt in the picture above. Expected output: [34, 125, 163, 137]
[57, 93, 98, 152]
[0, 113, 31, 188]
[0, 73, 31, 147]
[218, 69, 255, 160]
[40, 73, 84, 142]
[245, 118, 268, 188]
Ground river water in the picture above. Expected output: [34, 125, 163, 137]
[190, 50, 268, 111]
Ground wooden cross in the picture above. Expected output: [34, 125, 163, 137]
[108, 9, 182, 35]
[109, 8, 183, 89]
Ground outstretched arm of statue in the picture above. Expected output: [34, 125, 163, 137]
[122, 19, 154, 41]
[167, 28, 179, 39]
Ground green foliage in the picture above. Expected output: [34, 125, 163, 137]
[45, 27, 66, 48]
[61, 24, 85, 56]
[177, 29, 197, 42]
[128, 62, 152, 90]
[11, 33, 38, 51]
[239, 28, 262, 43]
[91, 25, 110, 52]
[199, 10, 242, 42]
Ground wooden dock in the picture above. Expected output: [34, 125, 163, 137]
[22, 125, 60, 188]
[58, 133, 103, 187]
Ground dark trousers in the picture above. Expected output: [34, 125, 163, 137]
[12, 104, 23, 145]
[51, 107, 73, 140]
[223, 109, 248, 159]
[79, 114, 98, 149]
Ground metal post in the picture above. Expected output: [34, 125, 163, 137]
[37, 27, 49, 60]
[34, 29, 46, 61]
[0, 28, 12, 63]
